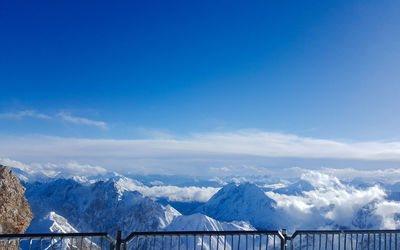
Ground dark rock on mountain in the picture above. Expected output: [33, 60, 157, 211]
[0, 165, 33, 234]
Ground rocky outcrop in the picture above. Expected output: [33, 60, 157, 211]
[0, 165, 33, 234]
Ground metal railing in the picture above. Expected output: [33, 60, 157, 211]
[2, 229, 400, 250]
[286, 230, 400, 250]
[0, 232, 115, 250]
[121, 230, 283, 250]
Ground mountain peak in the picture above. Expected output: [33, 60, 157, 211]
[197, 182, 278, 230]
[165, 213, 254, 232]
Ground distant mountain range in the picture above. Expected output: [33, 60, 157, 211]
[8, 164, 400, 241]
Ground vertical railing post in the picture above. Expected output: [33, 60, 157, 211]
[281, 229, 287, 250]
[115, 231, 122, 250]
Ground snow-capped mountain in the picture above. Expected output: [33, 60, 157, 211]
[273, 179, 314, 195]
[351, 202, 382, 229]
[24, 177, 255, 241]
[125, 214, 256, 250]
[22, 211, 103, 250]
[128, 214, 256, 250]
[385, 182, 400, 202]
[6, 157, 400, 238]
[165, 213, 254, 232]
[161, 214, 255, 250]
[197, 183, 280, 230]
[28, 211, 79, 234]
[25, 178, 182, 236]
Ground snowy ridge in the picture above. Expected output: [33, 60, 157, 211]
[165, 213, 254, 231]
[197, 183, 280, 230]
[25, 178, 182, 235]
[9, 156, 400, 238]
[47, 212, 78, 233]
[24, 212, 101, 250]
[24, 177, 252, 239]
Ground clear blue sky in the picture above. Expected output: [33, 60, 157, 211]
[1, 0, 400, 175]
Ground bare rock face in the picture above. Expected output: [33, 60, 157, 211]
[0, 165, 33, 234]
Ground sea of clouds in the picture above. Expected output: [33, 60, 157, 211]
[267, 171, 400, 229]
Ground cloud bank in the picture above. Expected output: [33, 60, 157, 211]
[267, 171, 400, 230]
[2, 131, 400, 158]
[1, 130, 400, 175]
[115, 177, 219, 202]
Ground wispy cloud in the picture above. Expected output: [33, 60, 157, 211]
[0, 110, 51, 119]
[57, 112, 108, 129]
[0, 110, 107, 129]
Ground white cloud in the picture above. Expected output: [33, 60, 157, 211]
[315, 168, 400, 185]
[0, 158, 108, 180]
[375, 201, 400, 229]
[0, 110, 108, 129]
[150, 180, 164, 186]
[187, 130, 400, 160]
[0, 158, 35, 174]
[62, 162, 108, 176]
[115, 177, 220, 202]
[272, 167, 400, 185]
[301, 171, 344, 189]
[2, 130, 400, 175]
[57, 112, 108, 129]
[4, 130, 400, 159]
[266, 171, 400, 229]
[0, 110, 51, 119]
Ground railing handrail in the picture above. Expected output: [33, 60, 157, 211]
[291, 229, 400, 238]
[124, 230, 282, 243]
[3, 229, 400, 249]
[0, 232, 112, 240]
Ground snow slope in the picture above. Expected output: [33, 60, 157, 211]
[131, 214, 255, 250]
[18, 164, 400, 239]
[165, 213, 254, 231]
[197, 183, 280, 230]
[24, 177, 254, 241]
[25, 178, 181, 236]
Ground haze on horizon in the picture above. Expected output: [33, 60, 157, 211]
[1, 0, 400, 175]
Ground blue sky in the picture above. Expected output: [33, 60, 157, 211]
[1, 1, 400, 174]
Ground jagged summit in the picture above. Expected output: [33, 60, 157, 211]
[197, 182, 279, 230]
[24, 177, 256, 237]
[25, 178, 181, 235]
[165, 213, 254, 232]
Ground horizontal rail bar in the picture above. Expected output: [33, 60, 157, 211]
[3, 229, 400, 249]
[0, 232, 111, 240]
[124, 230, 282, 243]
[292, 229, 400, 237]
